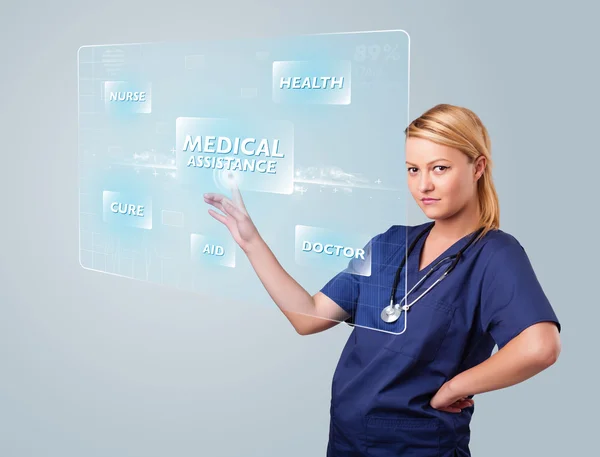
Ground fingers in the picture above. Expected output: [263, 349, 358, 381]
[204, 194, 228, 214]
[204, 193, 234, 212]
[229, 177, 248, 215]
[204, 189, 247, 219]
[435, 398, 474, 414]
[207, 209, 228, 225]
[439, 407, 462, 413]
[221, 198, 246, 223]
[204, 192, 224, 203]
[204, 193, 232, 227]
[448, 400, 474, 413]
[440, 403, 471, 413]
[453, 403, 472, 410]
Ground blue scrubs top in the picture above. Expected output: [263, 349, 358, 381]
[320, 222, 561, 457]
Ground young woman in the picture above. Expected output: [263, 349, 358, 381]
[203, 103, 562, 457]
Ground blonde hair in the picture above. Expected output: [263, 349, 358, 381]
[404, 103, 499, 241]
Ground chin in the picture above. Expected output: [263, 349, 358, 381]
[421, 207, 439, 218]
[421, 207, 448, 221]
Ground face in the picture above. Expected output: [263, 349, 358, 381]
[405, 137, 485, 221]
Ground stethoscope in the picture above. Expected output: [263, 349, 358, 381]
[380, 222, 484, 324]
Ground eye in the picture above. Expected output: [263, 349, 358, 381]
[407, 167, 418, 174]
[434, 165, 449, 172]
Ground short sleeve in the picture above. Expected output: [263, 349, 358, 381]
[480, 242, 561, 349]
[319, 234, 378, 325]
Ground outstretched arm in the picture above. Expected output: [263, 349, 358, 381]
[204, 182, 350, 335]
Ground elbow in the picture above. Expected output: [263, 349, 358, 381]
[520, 322, 561, 368]
[547, 341, 561, 365]
[530, 338, 561, 368]
[295, 325, 309, 336]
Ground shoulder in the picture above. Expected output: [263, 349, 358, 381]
[478, 228, 525, 256]
[475, 228, 536, 280]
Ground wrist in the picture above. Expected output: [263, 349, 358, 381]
[243, 236, 266, 256]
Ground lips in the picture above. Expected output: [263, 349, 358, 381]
[421, 198, 439, 205]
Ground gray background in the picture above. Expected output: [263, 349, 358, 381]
[0, 0, 596, 455]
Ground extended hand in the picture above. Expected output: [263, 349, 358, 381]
[430, 381, 474, 413]
[203, 177, 261, 252]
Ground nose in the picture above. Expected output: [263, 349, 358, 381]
[418, 171, 434, 193]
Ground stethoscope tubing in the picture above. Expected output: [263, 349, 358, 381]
[381, 223, 484, 323]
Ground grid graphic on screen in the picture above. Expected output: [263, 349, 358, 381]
[78, 30, 411, 328]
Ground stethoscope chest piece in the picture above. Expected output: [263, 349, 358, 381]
[380, 304, 409, 323]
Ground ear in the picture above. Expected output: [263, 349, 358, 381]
[474, 156, 486, 181]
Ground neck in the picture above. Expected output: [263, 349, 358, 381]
[430, 198, 481, 240]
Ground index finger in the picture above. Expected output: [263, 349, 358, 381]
[229, 175, 248, 215]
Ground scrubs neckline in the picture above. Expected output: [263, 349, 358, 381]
[410, 224, 478, 276]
